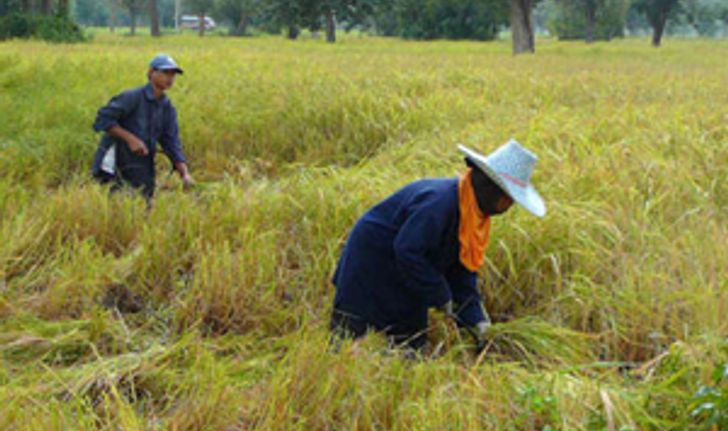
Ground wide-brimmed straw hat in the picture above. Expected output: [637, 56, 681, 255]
[458, 139, 546, 218]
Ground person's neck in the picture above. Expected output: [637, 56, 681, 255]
[151, 84, 164, 100]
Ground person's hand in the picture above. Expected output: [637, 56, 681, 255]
[438, 300, 454, 316]
[474, 320, 490, 354]
[181, 173, 194, 189]
[476, 320, 490, 338]
[127, 136, 149, 156]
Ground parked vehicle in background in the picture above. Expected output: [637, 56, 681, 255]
[180, 15, 216, 30]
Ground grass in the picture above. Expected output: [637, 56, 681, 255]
[0, 31, 727, 429]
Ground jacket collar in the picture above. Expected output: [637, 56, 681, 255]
[143, 83, 167, 102]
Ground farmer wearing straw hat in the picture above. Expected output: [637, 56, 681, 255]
[330, 139, 545, 351]
[91, 54, 193, 200]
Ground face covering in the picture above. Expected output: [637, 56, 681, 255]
[458, 168, 492, 271]
[468, 160, 512, 216]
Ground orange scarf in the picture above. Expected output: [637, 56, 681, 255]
[458, 168, 492, 272]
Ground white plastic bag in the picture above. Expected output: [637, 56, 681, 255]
[100, 144, 116, 175]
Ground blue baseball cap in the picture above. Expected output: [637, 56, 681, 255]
[149, 54, 184, 74]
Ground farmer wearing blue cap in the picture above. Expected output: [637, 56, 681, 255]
[330, 140, 546, 352]
[91, 54, 193, 199]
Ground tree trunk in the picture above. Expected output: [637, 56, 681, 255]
[175, 0, 180, 31]
[510, 0, 534, 55]
[585, 1, 596, 43]
[110, 0, 117, 33]
[287, 25, 299, 40]
[651, 12, 667, 47]
[41, 0, 52, 15]
[235, 12, 249, 36]
[58, 0, 69, 16]
[325, 8, 336, 43]
[130, 9, 137, 36]
[198, 13, 205, 37]
[149, 0, 161, 37]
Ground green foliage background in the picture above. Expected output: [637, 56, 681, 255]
[0, 12, 86, 42]
[547, 0, 632, 40]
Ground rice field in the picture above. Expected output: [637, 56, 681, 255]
[0, 32, 727, 430]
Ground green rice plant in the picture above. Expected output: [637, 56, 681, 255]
[480, 317, 593, 367]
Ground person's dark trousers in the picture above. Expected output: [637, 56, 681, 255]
[93, 143, 156, 201]
[330, 309, 369, 341]
[329, 309, 427, 351]
[115, 139, 156, 200]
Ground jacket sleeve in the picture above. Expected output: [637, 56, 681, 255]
[393, 195, 452, 308]
[159, 105, 187, 164]
[446, 262, 488, 328]
[92, 90, 138, 133]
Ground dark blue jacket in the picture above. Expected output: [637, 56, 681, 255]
[332, 178, 486, 337]
[91, 84, 186, 176]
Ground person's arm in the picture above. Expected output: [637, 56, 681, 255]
[446, 262, 490, 328]
[393, 196, 452, 308]
[174, 161, 191, 180]
[93, 91, 148, 156]
[108, 125, 148, 156]
[159, 105, 193, 186]
[447, 262, 491, 352]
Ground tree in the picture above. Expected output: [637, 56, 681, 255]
[584, 0, 597, 42]
[263, 0, 304, 39]
[510, 0, 535, 54]
[149, 0, 161, 36]
[633, 0, 680, 46]
[392, 0, 507, 41]
[160, 0, 176, 27]
[625, 1, 651, 35]
[187, 0, 216, 36]
[260, 0, 382, 41]
[321, 0, 336, 41]
[0, 0, 22, 15]
[368, 2, 400, 35]
[110, 0, 117, 32]
[1, 0, 86, 42]
[73, 0, 111, 25]
[316, 0, 380, 43]
[682, 0, 726, 36]
[41, 0, 52, 14]
[6, 0, 71, 16]
[215, 0, 263, 35]
[548, 0, 630, 42]
[58, 0, 69, 15]
[121, 0, 144, 35]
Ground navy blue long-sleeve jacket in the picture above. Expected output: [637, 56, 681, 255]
[332, 178, 487, 338]
[91, 83, 186, 175]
